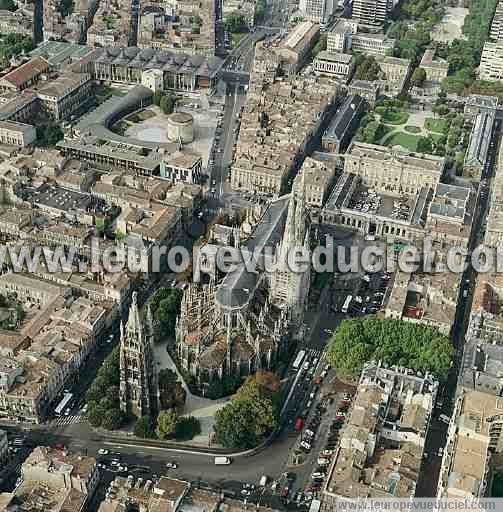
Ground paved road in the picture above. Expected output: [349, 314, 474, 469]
[415, 121, 500, 497]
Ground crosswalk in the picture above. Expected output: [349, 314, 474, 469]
[51, 415, 83, 427]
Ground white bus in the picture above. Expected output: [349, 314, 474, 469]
[293, 350, 306, 370]
[341, 295, 353, 314]
[55, 393, 73, 416]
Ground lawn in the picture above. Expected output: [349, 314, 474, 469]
[404, 125, 421, 134]
[381, 110, 409, 125]
[231, 32, 247, 49]
[384, 132, 421, 151]
[425, 117, 448, 134]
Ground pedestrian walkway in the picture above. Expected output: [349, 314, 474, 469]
[153, 342, 228, 447]
[51, 415, 83, 428]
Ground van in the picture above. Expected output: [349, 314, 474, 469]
[214, 457, 231, 465]
[318, 458, 329, 466]
[259, 475, 268, 486]
[303, 361, 310, 371]
[439, 414, 451, 424]
[300, 441, 311, 451]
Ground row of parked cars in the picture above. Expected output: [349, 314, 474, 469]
[348, 271, 390, 316]
[305, 393, 353, 496]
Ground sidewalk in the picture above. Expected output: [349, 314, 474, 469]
[153, 341, 228, 447]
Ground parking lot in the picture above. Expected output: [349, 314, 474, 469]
[281, 364, 357, 505]
[335, 270, 392, 317]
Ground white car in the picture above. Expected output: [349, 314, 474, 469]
[166, 462, 178, 469]
[98, 449, 109, 456]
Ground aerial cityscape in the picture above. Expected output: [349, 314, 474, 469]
[0, 0, 502, 509]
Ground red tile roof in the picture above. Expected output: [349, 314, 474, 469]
[1, 56, 49, 89]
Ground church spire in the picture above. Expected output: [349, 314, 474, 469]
[281, 192, 297, 257]
[295, 171, 307, 244]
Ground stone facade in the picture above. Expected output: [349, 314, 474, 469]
[119, 292, 158, 418]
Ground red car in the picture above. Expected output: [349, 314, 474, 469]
[281, 487, 290, 498]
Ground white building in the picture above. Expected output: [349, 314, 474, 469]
[299, 0, 337, 25]
[141, 68, 164, 93]
[0, 120, 36, 147]
[480, 40, 503, 81]
[313, 50, 354, 81]
[351, 0, 388, 25]
[327, 19, 394, 55]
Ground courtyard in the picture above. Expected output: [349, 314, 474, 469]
[120, 103, 221, 167]
[431, 7, 469, 42]
[377, 110, 446, 152]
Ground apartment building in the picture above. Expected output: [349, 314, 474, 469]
[36, 72, 92, 121]
[485, 142, 503, 249]
[384, 269, 461, 336]
[480, 40, 503, 81]
[437, 389, 499, 499]
[299, 0, 336, 25]
[87, 0, 131, 47]
[98, 476, 281, 511]
[490, 0, 503, 41]
[0, 9, 33, 37]
[137, 0, 216, 56]
[231, 76, 336, 194]
[327, 20, 395, 55]
[160, 150, 203, 184]
[466, 271, 503, 346]
[321, 362, 437, 509]
[0, 273, 113, 423]
[0, 120, 36, 147]
[351, 0, 388, 25]
[313, 51, 355, 81]
[0, 446, 99, 510]
[292, 156, 336, 208]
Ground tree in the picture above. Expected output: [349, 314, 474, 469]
[326, 318, 453, 380]
[156, 409, 178, 440]
[36, 121, 63, 147]
[214, 400, 263, 449]
[212, 372, 279, 449]
[86, 403, 105, 428]
[101, 409, 124, 430]
[174, 416, 201, 441]
[410, 67, 426, 87]
[106, 385, 120, 404]
[150, 288, 182, 338]
[158, 368, 187, 410]
[417, 136, 434, 154]
[0, 0, 16, 10]
[224, 12, 247, 33]
[354, 55, 382, 81]
[160, 95, 176, 115]
[134, 415, 155, 438]
[153, 91, 163, 106]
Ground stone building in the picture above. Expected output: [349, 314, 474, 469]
[119, 292, 158, 418]
[176, 188, 311, 387]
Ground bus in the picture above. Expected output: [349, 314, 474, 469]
[341, 295, 352, 314]
[292, 350, 306, 370]
[55, 393, 73, 416]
